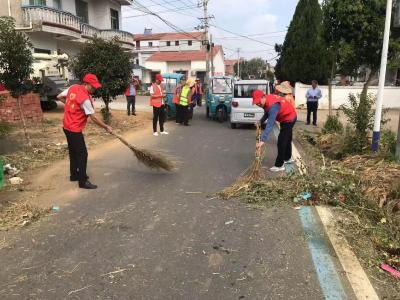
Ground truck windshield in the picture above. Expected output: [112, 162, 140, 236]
[234, 84, 268, 98]
[163, 78, 177, 94]
[212, 78, 232, 94]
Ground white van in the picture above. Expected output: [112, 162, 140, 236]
[230, 80, 271, 129]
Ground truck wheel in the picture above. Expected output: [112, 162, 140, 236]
[231, 122, 237, 129]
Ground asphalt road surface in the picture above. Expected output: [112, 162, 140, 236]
[0, 107, 355, 299]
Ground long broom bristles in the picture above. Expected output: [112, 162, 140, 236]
[218, 123, 265, 199]
[112, 133, 176, 172]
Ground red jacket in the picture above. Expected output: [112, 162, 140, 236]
[63, 84, 93, 132]
[264, 94, 296, 123]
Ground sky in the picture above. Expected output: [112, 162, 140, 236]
[122, 0, 299, 63]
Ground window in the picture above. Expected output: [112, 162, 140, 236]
[162, 78, 177, 94]
[53, 0, 61, 9]
[29, 0, 46, 5]
[110, 8, 119, 30]
[212, 78, 232, 94]
[234, 84, 269, 98]
[75, 0, 88, 23]
[148, 42, 153, 47]
[166, 41, 171, 46]
[188, 40, 192, 46]
[175, 41, 179, 46]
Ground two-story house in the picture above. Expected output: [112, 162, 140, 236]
[133, 30, 225, 84]
[0, 0, 134, 84]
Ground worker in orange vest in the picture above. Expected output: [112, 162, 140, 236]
[150, 74, 168, 136]
[193, 78, 203, 107]
[173, 77, 185, 124]
[276, 81, 295, 110]
[253, 84, 297, 172]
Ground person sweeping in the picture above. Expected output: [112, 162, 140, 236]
[57, 73, 112, 189]
[253, 84, 297, 172]
[150, 74, 168, 136]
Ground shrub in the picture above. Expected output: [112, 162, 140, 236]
[379, 129, 396, 160]
[323, 113, 343, 134]
[0, 121, 13, 136]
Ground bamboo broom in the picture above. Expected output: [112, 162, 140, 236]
[111, 132, 175, 172]
[218, 123, 265, 199]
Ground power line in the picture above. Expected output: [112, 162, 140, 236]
[124, 5, 199, 18]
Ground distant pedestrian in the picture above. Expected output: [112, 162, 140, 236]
[253, 84, 297, 172]
[125, 76, 138, 116]
[57, 73, 113, 189]
[173, 77, 185, 124]
[306, 80, 322, 125]
[178, 78, 194, 126]
[193, 78, 203, 107]
[150, 74, 168, 136]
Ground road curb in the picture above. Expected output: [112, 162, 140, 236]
[291, 141, 380, 300]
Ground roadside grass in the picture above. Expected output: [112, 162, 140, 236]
[219, 128, 400, 298]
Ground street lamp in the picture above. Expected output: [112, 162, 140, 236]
[372, 0, 393, 152]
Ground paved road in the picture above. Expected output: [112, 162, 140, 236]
[0, 108, 354, 299]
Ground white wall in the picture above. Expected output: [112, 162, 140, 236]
[145, 61, 167, 73]
[158, 40, 202, 52]
[191, 60, 205, 71]
[213, 50, 225, 76]
[60, 0, 75, 14]
[295, 83, 400, 109]
[167, 62, 190, 73]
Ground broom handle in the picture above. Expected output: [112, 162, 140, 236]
[255, 122, 262, 158]
[110, 132, 137, 150]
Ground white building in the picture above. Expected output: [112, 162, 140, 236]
[0, 0, 134, 82]
[133, 30, 225, 84]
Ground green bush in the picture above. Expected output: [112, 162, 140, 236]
[379, 129, 396, 159]
[323, 113, 343, 134]
[341, 125, 368, 155]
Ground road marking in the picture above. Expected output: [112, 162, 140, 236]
[317, 206, 380, 300]
[299, 206, 348, 299]
[283, 128, 380, 300]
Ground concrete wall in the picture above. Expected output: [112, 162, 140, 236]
[0, 0, 23, 24]
[213, 50, 225, 76]
[295, 83, 400, 109]
[158, 40, 202, 52]
[167, 62, 191, 74]
[145, 61, 166, 73]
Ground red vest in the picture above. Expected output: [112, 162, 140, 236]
[264, 94, 297, 123]
[150, 83, 164, 107]
[63, 84, 93, 132]
[173, 86, 181, 104]
[194, 83, 203, 94]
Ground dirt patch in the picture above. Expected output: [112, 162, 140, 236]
[0, 108, 151, 231]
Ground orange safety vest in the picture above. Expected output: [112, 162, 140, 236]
[284, 94, 296, 110]
[173, 85, 181, 104]
[194, 83, 203, 95]
[150, 83, 164, 107]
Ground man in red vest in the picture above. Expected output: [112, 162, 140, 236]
[253, 86, 297, 172]
[193, 78, 203, 107]
[57, 73, 112, 189]
[150, 74, 168, 136]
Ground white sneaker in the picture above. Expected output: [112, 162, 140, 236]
[153, 132, 159, 136]
[270, 166, 285, 172]
[160, 131, 169, 135]
[284, 158, 295, 164]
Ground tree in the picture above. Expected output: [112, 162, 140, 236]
[71, 37, 132, 123]
[322, 0, 400, 96]
[0, 17, 34, 145]
[233, 58, 268, 79]
[275, 0, 329, 84]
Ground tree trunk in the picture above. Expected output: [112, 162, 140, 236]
[361, 69, 377, 97]
[396, 109, 400, 160]
[328, 54, 337, 116]
[17, 95, 31, 147]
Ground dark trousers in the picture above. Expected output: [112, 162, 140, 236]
[275, 120, 296, 167]
[126, 96, 136, 115]
[175, 104, 182, 123]
[153, 105, 165, 132]
[193, 94, 202, 106]
[307, 102, 318, 125]
[63, 128, 88, 185]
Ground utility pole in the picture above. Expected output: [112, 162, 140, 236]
[202, 0, 210, 93]
[372, 0, 393, 152]
[237, 48, 241, 79]
[210, 33, 214, 76]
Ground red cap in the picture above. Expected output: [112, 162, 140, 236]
[155, 74, 164, 82]
[83, 73, 102, 89]
[252, 90, 265, 105]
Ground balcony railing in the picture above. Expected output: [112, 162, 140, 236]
[22, 6, 81, 33]
[22, 6, 134, 48]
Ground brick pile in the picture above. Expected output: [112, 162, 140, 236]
[0, 91, 43, 123]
